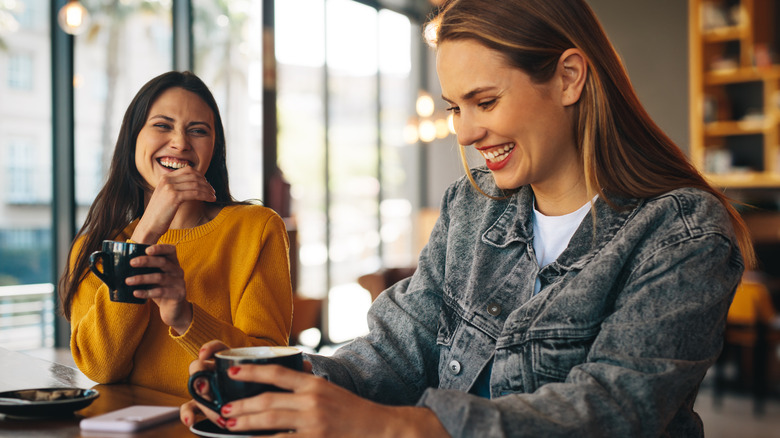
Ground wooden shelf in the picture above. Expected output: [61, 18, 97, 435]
[705, 120, 769, 136]
[705, 172, 780, 189]
[703, 25, 745, 42]
[705, 66, 780, 84]
[690, 0, 780, 188]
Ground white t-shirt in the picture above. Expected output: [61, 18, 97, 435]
[532, 199, 593, 294]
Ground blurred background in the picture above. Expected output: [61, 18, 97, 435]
[0, 0, 778, 436]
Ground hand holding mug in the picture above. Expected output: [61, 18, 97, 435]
[126, 244, 192, 334]
[89, 240, 160, 304]
[181, 340, 449, 437]
[187, 346, 304, 414]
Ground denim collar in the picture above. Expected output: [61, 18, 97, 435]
[482, 185, 642, 271]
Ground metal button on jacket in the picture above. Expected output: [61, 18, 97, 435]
[487, 302, 501, 316]
[448, 360, 461, 375]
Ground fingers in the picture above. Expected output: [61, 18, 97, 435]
[199, 340, 230, 360]
[220, 407, 300, 434]
[127, 246, 184, 297]
[179, 400, 201, 427]
[130, 245, 179, 269]
[144, 243, 176, 257]
[227, 364, 316, 393]
[181, 398, 225, 428]
[154, 168, 216, 203]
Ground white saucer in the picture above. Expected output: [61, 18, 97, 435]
[190, 419, 284, 437]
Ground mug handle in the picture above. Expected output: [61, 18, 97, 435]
[188, 370, 223, 413]
[88, 251, 111, 285]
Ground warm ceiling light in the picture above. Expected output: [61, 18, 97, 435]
[416, 92, 435, 118]
[435, 118, 450, 139]
[418, 119, 437, 143]
[57, 0, 90, 35]
[403, 118, 419, 144]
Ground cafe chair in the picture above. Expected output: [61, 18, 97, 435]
[712, 278, 780, 416]
[290, 295, 323, 348]
[357, 267, 416, 302]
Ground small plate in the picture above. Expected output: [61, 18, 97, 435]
[190, 419, 288, 437]
[0, 387, 99, 418]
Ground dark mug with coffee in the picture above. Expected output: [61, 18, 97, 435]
[188, 346, 304, 414]
[89, 240, 160, 304]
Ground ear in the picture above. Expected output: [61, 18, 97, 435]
[559, 48, 587, 106]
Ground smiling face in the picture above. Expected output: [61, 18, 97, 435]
[437, 39, 584, 198]
[134, 87, 215, 189]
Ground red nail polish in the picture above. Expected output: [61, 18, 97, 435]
[228, 366, 240, 375]
[221, 404, 232, 415]
[217, 417, 227, 427]
[226, 418, 237, 427]
[196, 380, 205, 393]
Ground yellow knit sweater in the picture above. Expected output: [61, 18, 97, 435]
[69, 204, 293, 397]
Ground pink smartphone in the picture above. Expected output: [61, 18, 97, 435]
[79, 405, 179, 432]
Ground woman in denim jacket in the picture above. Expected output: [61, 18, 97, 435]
[182, 0, 755, 436]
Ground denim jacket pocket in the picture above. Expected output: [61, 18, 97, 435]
[529, 330, 598, 389]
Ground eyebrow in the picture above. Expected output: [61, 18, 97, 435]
[148, 114, 212, 129]
[441, 86, 497, 103]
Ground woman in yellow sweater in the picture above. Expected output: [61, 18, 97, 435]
[58, 71, 293, 397]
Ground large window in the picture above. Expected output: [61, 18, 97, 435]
[0, 0, 428, 352]
[193, 0, 264, 202]
[74, 0, 173, 212]
[277, 0, 419, 343]
[0, 0, 53, 350]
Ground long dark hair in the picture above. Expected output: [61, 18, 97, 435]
[59, 71, 244, 319]
[426, 0, 755, 267]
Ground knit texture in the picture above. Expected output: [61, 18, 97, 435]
[69, 204, 293, 397]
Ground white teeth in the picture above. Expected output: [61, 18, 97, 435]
[159, 158, 189, 169]
[480, 144, 515, 163]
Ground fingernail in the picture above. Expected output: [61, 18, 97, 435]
[217, 417, 227, 427]
[195, 380, 205, 393]
[228, 366, 240, 376]
[226, 418, 237, 428]
[184, 416, 191, 426]
[221, 404, 232, 415]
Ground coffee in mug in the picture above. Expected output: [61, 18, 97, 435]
[88, 240, 160, 304]
[187, 346, 304, 413]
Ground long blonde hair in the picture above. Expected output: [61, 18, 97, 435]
[426, 0, 755, 267]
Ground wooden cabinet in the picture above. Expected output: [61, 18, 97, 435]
[689, 0, 780, 188]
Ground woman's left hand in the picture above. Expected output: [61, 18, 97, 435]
[199, 364, 449, 438]
[127, 244, 193, 334]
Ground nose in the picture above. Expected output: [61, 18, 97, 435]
[169, 128, 191, 150]
[454, 112, 485, 147]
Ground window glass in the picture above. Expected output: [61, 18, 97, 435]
[193, 0, 264, 202]
[276, 0, 327, 299]
[8, 53, 33, 90]
[0, 0, 54, 351]
[74, 0, 172, 216]
[378, 9, 415, 268]
[325, 0, 379, 342]
[277, 0, 419, 343]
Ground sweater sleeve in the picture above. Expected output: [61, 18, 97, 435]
[69, 237, 153, 384]
[172, 209, 294, 356]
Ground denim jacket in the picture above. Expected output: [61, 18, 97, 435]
[308, 167, 744, 437]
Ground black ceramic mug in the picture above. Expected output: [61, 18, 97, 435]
[88, 240, 160, 304]
[187, 346, 304, 414]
